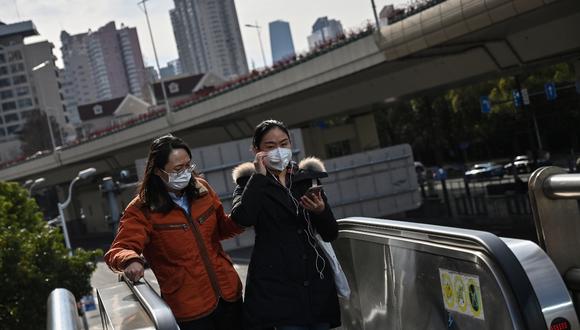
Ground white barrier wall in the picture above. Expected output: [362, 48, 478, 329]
[323, 143, 420, 219]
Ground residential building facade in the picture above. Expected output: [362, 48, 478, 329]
[170, 0, 248, 79]
[61, 21, 147, 125]
[0, 21, 65, 160]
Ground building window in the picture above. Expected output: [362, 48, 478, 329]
[15, 86, 29, 96]
[0, 90, 13, 100]
[1, 101, 17, 112]
[12, 75, 27, 85]
[5, 113, 19, 123]
[0, 78, 10, 88]
[7, 125, 20, 135]
[325, 140, 352, 158]
[93, 105, 103, 115]
[0, 128, 5, 136]
[7, 51, 23, 62]
[10, 63, 25, 73]
[17, 98, 33, 109]
[0, 66, 8, 75]
[0, 53, 5, 64]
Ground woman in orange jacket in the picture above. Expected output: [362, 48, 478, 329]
[105, 134, 244, 330]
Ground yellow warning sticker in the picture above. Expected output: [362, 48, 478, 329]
[441, 272, 454, 309]
[439, 268, 485, 320]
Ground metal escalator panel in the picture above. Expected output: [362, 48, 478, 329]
[334, 217, 578, 330]
[501, 238, 577, 329]
[97, 276, 179, 330]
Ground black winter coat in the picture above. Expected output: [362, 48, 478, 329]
[231, 158, 341, 329]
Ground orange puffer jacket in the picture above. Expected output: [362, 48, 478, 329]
[105, 178, 243, 321]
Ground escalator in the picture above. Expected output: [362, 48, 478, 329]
[48, 166, 580, 329]
[334, 217, 577, 329]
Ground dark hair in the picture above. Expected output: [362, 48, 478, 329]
[138, 134, 200, 213]
[252, 119, 290, 149]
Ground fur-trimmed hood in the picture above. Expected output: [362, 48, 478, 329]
[232, 157, 326, 183]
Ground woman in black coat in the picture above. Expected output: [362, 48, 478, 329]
[231, 120, 341, 330]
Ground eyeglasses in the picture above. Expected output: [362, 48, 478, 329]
[161, 163, 196, 176]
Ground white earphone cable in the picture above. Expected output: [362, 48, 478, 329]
[269, 168, 326, 279]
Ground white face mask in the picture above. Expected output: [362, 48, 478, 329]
[161, 164, 195, 190]
[266, 147, 292, 171]
[165, 171, 192, 190]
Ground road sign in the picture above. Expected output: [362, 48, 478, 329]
[521, 88, 530, 105]
[512, 90, 522, 108]
[545, 82, 557, 101]
[480, 96, 491, 113]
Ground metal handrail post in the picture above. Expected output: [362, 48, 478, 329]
[47, 288, 81, 330]
[528, 166, 580, 275]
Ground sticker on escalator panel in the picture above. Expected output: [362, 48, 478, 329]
[454, 275, 467, 313]
[439, 268, 485, 320]
[467, 278, 483, 319]
[440, 271, 454, 309]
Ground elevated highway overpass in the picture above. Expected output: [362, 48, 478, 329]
[3, 0, 579, 202]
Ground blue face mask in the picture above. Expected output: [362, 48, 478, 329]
[266, 147, 292, 171]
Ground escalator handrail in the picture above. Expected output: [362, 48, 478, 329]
[46, 288, 81, 330]
[541, 172, 580, 199]
[336, 217, 547, 330]
[121, 274, 180, 330]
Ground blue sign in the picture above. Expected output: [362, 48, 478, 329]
[545, 82, 557, 101]
[576, 80, 580, 95]
[480, 96, 491, 113]
[435, 167, 447, 181]
[316, 120, 328, 129]
[512, 90, 522, 108]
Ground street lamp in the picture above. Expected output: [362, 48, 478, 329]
[58, 167, 96, 256]
[245, 22, 268, 69]
[27, 177, 46, 195]
[370, 0, 381, 30]
[31, 60, 58, 152]
[137, 0, 171, 114]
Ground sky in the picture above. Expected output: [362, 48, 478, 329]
[0, 0, 408, 70]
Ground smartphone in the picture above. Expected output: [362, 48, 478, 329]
[305, 185, 323, 198]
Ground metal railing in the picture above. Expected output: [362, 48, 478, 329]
[47, 288, 82, 330]
[528, 166, 580, 317]
[122, 274, 179, 330]
[96, 274, 179, 330]
[528, 166, 580, 275]
[542, 173, 580, 199]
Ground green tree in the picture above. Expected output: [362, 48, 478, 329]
[0, 181, 101, 330]
[374, 60, 579, 165]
